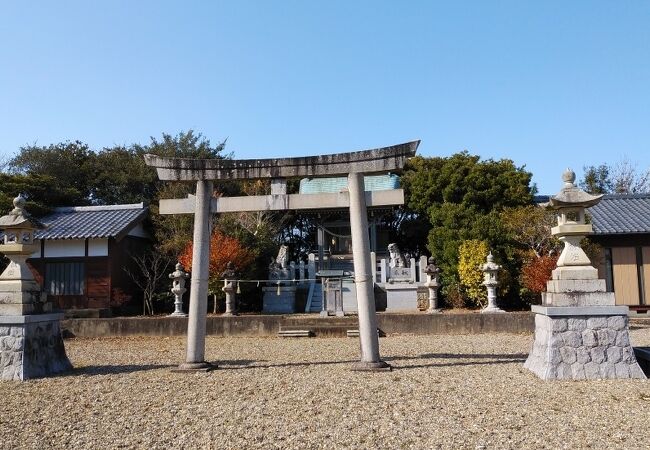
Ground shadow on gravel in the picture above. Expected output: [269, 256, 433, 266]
[386, 352, 527, 370]
[66, 364, 176, 376]
[223, 359, 358, 370]
[213, 359, 261, 367]
[209, 353, 527, 371]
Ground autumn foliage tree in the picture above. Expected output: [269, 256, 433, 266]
[179, 230, 255, 289]
[457, 239, 489, 308]
[520, 253, 559, 300]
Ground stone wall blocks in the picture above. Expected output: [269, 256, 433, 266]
[549, 348, 562, 364]
[576, 347, 591, 364]
[614, 362, 630, 379]
[596, 329, 616, 347]
[600, 363, 616, 378]
[567, 318, 587, 332]
[549, 335, 563, 349]
[551, 319, 568, 332]
[606, 347, 622, 364]
[571, 363, 586, 379]
[10, 327, 24, 337]
[560, 346, 577, 364]
[584, 361, 600, 379]
[607, 316, 627, 331]
[4, 336, 15, 350]
[562, 331, 582, 347]
[590, 346, 606, 364]
[13, 337, 23, 351]
[622, 347, 636, 364]
[628, 363, 646, 379]
[586, 317, 608, 330]
[2, 365, 14, 380]
[615, 332, 630, 347]
[0, 326, 9, 336]
[581, 330, 597, 347]
[557, 363, 572, 379]
[0, 352, 9, 368]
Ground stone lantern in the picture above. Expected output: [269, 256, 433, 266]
[0, 194, 47, 315]
[424, 257, 441, 314]
[524, 169, 645, 380]
[0, 194, 71, 380]
[481, 253, 504, 313]
[169, 263, 189, 317]
[221, 262, 238, 316]
[550, 169, 602, 273]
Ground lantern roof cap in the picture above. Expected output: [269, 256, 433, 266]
[548, 168, 603, 209]
[0, 194, 46, 230]
[482, 252, 501, 271]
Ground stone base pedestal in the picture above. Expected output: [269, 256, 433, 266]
[350, 360, 392, 372]
[171, 361, 216, 372]
[524, 306, 646, 380]
[262, 286, 297, 314]
[0, 313, 72, 381]
[385, 283, 419, 312]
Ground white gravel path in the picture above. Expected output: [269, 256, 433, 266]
[2, 324, 650, 449]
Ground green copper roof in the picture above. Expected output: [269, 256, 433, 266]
[299, 174, 400, 194]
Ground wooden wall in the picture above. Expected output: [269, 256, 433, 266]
[611, 247, 640, 305]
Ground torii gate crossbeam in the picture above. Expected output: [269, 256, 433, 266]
[145, 140, 419, 372]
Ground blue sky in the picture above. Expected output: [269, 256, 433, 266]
[1, 1, 648, 194]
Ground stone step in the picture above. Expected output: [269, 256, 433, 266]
[279, 324, 379, 338]
[278, 329, 313, 338]
[346, 329, 381, 338]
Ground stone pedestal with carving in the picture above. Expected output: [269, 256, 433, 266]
[385, 249, 419, 312]
[524, 170, 645, 380]
[385, 283, 419, 312]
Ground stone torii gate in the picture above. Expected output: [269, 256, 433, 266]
[144, 141, 419, 372]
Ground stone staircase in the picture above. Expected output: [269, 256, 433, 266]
[306, 256, 356, 313]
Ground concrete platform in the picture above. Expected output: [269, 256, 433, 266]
[61, 311, 538, 338]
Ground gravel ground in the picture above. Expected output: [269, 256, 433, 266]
[2, 324, 650, 450]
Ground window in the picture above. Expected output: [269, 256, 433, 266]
[45, 262, 85, 295]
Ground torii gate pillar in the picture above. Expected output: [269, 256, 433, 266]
[177, 180, 214, 371]
[348, 173, 390, 370]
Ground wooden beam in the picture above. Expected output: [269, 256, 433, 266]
[158, 190, 405, 215]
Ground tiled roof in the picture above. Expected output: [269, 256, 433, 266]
[299, 174, 400, 194]
[29, 203, 147, 240]
[588, 194, 650, 235]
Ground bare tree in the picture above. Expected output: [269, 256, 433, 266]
[125, 250, 171, 315]
[501, 205, 560, 258]
[611, 157, 650, 194]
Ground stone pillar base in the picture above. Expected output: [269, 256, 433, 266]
[172, 361, 216, 372]
[350, 360, 392, 372]
[524, 306, 646, 380]
[0, 313, 72, 381]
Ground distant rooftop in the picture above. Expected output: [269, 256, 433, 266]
[588, 194, 650, 235]
[29, 203, 148, 240]
[299, 174, 400, 194]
